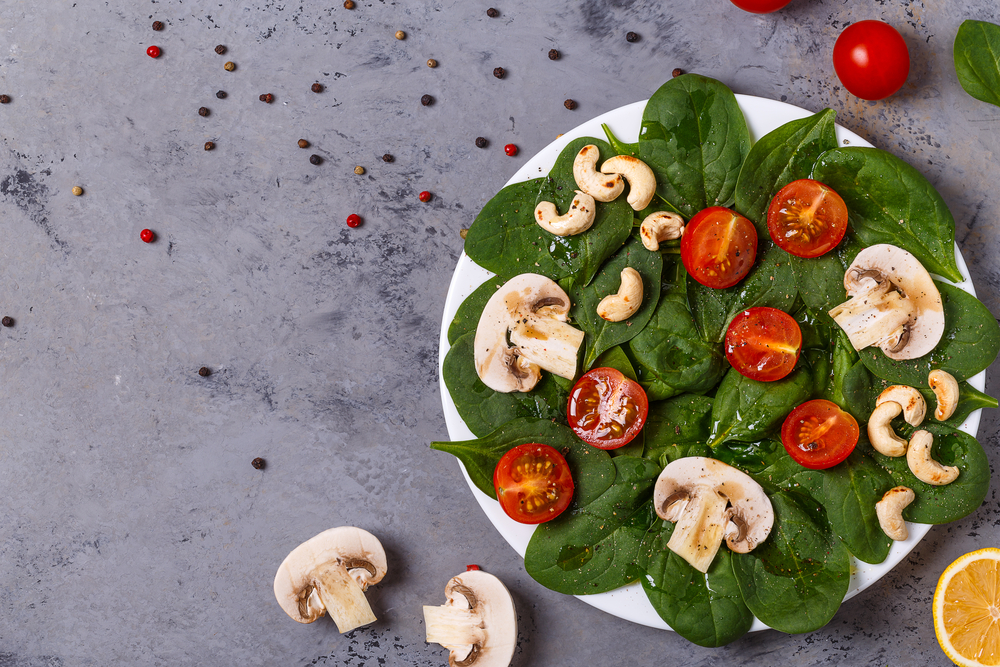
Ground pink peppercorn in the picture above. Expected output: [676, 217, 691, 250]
[346, 214, 362, 228]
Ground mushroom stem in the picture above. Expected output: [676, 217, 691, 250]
[310, 561, 378, 633]
[665, 490, 730, 574]
[423, 605, 485, 663]
[509, 316, 585, 380]
[829, 278, 914, 352]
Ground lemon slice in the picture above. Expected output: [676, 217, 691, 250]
[934, 548, 1000, 666]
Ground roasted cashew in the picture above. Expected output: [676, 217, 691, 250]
[573, 145, 624, 202]
[929, 369, 960, 421]
[907, 430, 959, 486]
[533, 190, 596, 236]
[867, 401, 908, 457]
[875, 486, 915, 541]
[597, 268, 643, 322]
[639, 211, 684, 251]
[876, 385, 926, 426]
[600, 155, 656, 210]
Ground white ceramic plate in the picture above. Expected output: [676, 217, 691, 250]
[438, 95, 985, 631]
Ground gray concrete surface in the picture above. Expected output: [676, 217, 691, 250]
[0, 0, 997, 664]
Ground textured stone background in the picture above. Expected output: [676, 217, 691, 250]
[0, 0, 997, 665]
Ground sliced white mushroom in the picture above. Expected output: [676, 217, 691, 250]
[639, 211, 684, 251]
[474, 274, 584, 393]
[572, 144, 624, 202]
[424, 569, 517, 667]
[828, 244, 944, 360]
[929, 369, 960, 421]
[876, 385, 927, 426]
[867, 401, 909, 457]
[273, 527, 387, 632]
[600, 155, 656, 210]
[876, 486, 915, 541]
[597, 267, 643, 322]
[907, 430, 959, 486]
[653, 457, 773, 573]
[533, 190, 596, 236]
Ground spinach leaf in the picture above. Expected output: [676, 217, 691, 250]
[629, 261, 727, 400]
[713, 439, 785, 475]
[429, 418, 615, 506]
[819, 450, 895, 564]
[732, 490, 851, 634]
[447, 279, 502, 345]
[643, 394, 714, 464]
[524, 456, 661, 595]
[787, 235, 863, 314]
[464, 137, 634, 285]
[639, 520, 753, 647]
[688, 242, 798, 343]
[709, 365, 813, 447]
[862, 424, 990, 524]
[638, 74, 751, 219]
[734, 108, 838, 235]
[954, 20, 1000, 109]
[811, 147, 962, 282]
[442, 332, 570, 437]
[570, 234, 663, 369]
[841, 359, 875, 422]
[859, 282, 1000, 386]
[862, 375, 997, 429]
[601, 123, 640, 159]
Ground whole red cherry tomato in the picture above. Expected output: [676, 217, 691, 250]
[729, 0, 793, 13]
[833, 21, 910, 101]
[567, 368, 648, 449]
[725, 307, 802, 382]
[680, 206, 757, 289]
[781, 400, 859, 469]
[766, 179, 848, 258]
[493, 443, 574, 524]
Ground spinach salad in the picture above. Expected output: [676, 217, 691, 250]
[431, 74, 1000, 647]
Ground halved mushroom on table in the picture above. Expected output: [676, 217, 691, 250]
[424, 569, 517, 667]
[273, 526, 387, 632]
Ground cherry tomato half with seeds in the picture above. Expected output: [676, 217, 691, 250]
[729, 0, 793, 13]
[725, 307, 802, 382]
[680, 206, 757, 289]
[567, 368, 648, 449]
[781, 399, 859, 470]
[833, 21, 910, 101]
[766, 179, 848, 258]
[493, 443, 574, 524]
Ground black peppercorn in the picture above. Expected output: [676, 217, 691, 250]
[382, 154, 394, 162]
[309, 154, 322, 165]
[548, 49, 560, 60]
[260, 93, 274, 103]
[215, 44, 227, 55]
[204, 141, 215, 151]
[198, 366, 211, 376]
[0, 95, 10, 104]
[564, 99, 577, 110]
[486, 7, 499, 17]
[475, 137, 488, 148]
[251, 457, 265, 470]
[493, 67, 505, 79]
[626, 31, 639, 43]
[152, 20, 164, 31]
[672, 68, 684, 78]
[1, 316, 13, 327]
[344, 0, 355, 7]
[298, 139, 309, 148]
[216, 90, 227, 99]
[311, 83, 323, 93]
[198, 107, 209, 116]
[421, 94, 433, 106]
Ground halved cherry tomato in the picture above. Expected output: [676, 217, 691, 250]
[780, 399, 860, 469]
[766, 179, 848, 258]
[680, 206, 757, 289]
[567, 367, 648, 449]
[493, 443, 574, 524]
[725, 307, 802, 382]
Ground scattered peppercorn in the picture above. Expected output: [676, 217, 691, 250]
[504, 143, 518, 157]
[493, 67, 505, 79]
[152, 20, 164, 31]
[71, 186, 83, 196]
[0, 95, 10, 104]
[419, 191, 432, 202]
[198, 366, 211, 377]
[486, 7, 499, 17]
[224, 61, 236, 71]
[421, 94, 433, 106]
[251, 457, 265, 470]
[459, 228, 468, 239]
[626, 31, 639, 42]
[216, 90, 227, 99]
[672, 68, 684, 78]
[466, 564, 481, 571]
[311, 82, 323, 93]
[204, 141, 215, 151]
[564, 99, 577, 110]
[382, 153, 394, 162]
[146, 45, 161, 58]
[1, 317, 13, 327]
[259, 93, 274, 103]
[344, 0, 355, 7]
[198, 106, 209, 116]
[298, 139, 309, 148]
[395, 30, 406, 40]
[309, 154, 322, 165]
[427, 59, 437, 68]
[140, 229, 155, 243]
[346, 214, 362, 228]
[548, 49, 560, 60]
[354, 166, 365, 175]
[475, 137, 488, 148]
[215, 45, 227, 55]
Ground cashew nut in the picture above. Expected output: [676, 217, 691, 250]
[573, 145, 624, 202]
[533, 190, 597, 236]
[597, 268, 643, 322]
[907, 430, 959, 486]
[867, 401, 909, 457]
[640, 211, 684, 251]
[876, 385, 926, 426]
[929, 369, 960, 421]
[875, 486, 915, 541]
[600, 155, 656, 211]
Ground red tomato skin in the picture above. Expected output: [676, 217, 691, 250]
[680, 207, 758, 289]
[781, 400, 860, 470]
[567, 368, 648, 450]
[833, 21, 910, 101]
[725, 307, 802, 382]
[729, 0, 792, 13]
[766, 179, 849, 259]
[493, 443, 574, 524]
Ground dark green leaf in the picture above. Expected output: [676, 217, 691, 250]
[954, 20, 1000, 109]
[840, 359, 875, 422]
[786, 235, 864, 314]
[601, 122, 640, 159]
[819, 450, 895, 564]
[709, 365, 813, 447]
[643, 394, 714, 465]
[713, 439, 785, 475]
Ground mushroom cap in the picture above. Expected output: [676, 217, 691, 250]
[443, 570, 518, 667]
[273, 526, 387, 624]
[844, 244, 944, 360]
